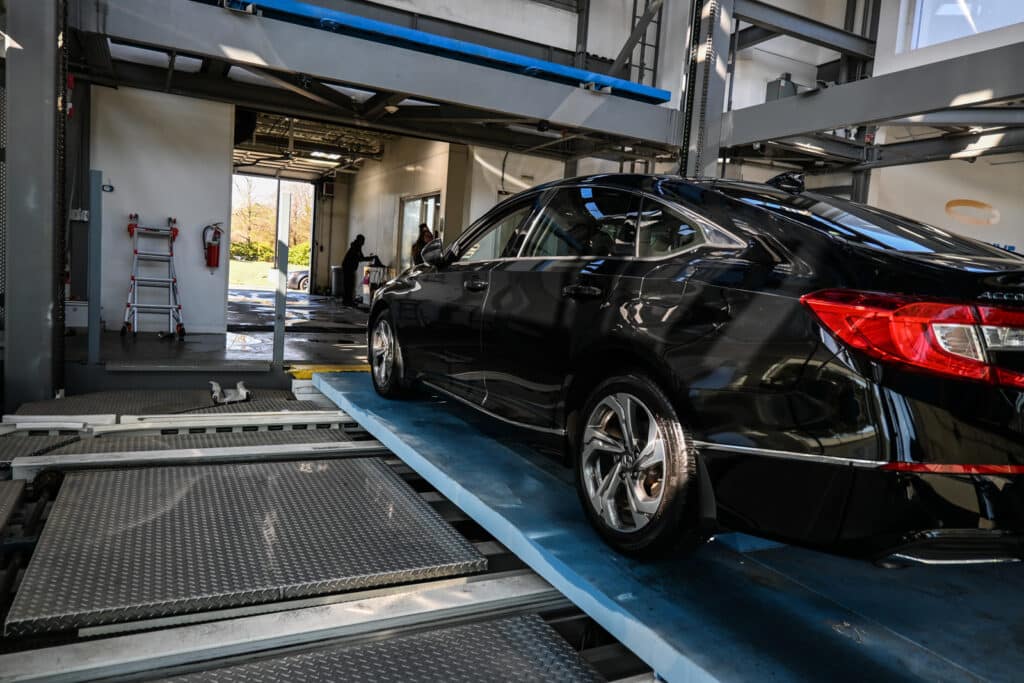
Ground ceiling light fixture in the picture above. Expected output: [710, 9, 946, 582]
[310, 151, 342, 160]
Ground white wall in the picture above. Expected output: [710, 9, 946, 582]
[348, 138, 450, 268]
[869, 156, 1024, 252]
[91, 87, 233, 334]
[465, 147, 565, 227]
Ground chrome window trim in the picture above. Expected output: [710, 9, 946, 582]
[446, 183, 747, 267]
[694, 441, 884, 468]
[422, 380, 566, 436]
[448, 191, 545, 262]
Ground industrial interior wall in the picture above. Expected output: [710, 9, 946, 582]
[729, 0, 847, 110]
[869, 157, 1024, 253]
[465, 148, 565, 228]
[313, 175, 352, 292]
[91, 87, 233, 333]
[348, 137, 450, 271]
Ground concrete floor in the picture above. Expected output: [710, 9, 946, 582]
[64, 289, 369, 367]
[228, 289, 369, 332]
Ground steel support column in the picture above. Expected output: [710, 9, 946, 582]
[5, 0, 61, 408]
[87, 170, 103, 365]
[273, 188, 290, 368]
[682, 0, 733, 178]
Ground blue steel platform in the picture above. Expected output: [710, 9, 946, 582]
[316, 373, 1024, 683]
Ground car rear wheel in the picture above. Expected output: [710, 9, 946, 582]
[298, 275, 309, 292]
[369, 310, 409, 398]
[575, 373, 705, 556]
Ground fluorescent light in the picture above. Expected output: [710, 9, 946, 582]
[311, 151, 342, 160]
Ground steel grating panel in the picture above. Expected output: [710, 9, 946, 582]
[14, 390, 297, 416]
[0, 435, 80, 465]
[0, 480, 25, 531]
[182, 400, 336, 415]
[5, 459, 485, 635]
[158, 614, 602, 683]
[47, 429, 352, 455]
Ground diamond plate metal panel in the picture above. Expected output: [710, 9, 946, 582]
[48, 429, 351, 455]
[0, 435, 80, 465]
[160, 615, 602, 682]
[14, 390, 297, 416]
[0, 480, 25, 532]
[182, 400, 335, 415]
[5, 459, 485, 635]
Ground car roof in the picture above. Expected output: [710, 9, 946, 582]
[529, 173, 789, 200]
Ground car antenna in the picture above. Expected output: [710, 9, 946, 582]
[765, 171, 805, 194]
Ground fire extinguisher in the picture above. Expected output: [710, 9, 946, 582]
[203, 223, 223, 268]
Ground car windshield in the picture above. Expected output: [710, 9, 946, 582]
[714, 182, 1015, 258]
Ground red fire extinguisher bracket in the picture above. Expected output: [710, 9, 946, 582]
[203, 223, 224, 269]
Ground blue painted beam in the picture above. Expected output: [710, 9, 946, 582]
[315, 373, 1024, 682]
[214, 0, 672, 104]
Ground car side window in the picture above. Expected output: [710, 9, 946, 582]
[637, 198, 707, 258]
[521, 187, 640, 258]
[459, 202, 536, 263]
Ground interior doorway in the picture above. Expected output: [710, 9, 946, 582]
[397, 192, 441, 271]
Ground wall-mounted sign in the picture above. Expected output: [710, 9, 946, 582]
[945, 198, 1000, 226]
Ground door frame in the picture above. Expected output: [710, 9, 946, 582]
[396, 191, 442, 270]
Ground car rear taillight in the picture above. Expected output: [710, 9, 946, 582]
[801, 289, 1024, 389]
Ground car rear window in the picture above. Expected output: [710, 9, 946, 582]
[716, 183, 1014, 258]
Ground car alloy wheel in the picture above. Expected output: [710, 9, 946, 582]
[581, 392, 667, 533]
[371, 318, 396, 388]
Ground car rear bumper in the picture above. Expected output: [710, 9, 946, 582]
[878, 529, 1024, 566]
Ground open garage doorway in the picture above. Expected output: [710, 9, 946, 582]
[229, 175, 313, 293]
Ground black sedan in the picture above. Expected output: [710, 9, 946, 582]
[368, 173, 1024, 563]
[287, 270, 310, 292]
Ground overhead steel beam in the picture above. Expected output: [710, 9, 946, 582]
[734, 0, 874, 58]
[767, 134, 865, 162]
[242, 66, 359, 114]
[736, 25, 777, 51]
[238, 136, 382, 160]
[387, 106, 527, 124]
[5, 0, 60, 409]
[885, 107, 1024, 128]
[200, 57, 232, 78]
[78, 31, 114, 78]
[855, 127, 1024, 170]
[75, 61, 582, 161]
[70, 0, 679, 146]
[361, 91, 408, 121]
[609, 0, 665, 77]
[721, 41, 1024, 148]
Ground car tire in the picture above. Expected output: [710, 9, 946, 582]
[369, 309, 410, 398]
[575, 373, 706, 557]
[299, 276, 309, 292]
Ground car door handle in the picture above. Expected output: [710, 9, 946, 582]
[562, 284, 603, 299]
[464, 278, 489, 292]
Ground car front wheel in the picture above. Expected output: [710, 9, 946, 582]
[575, 373, 706, 556]
[369, 311, 409, 398]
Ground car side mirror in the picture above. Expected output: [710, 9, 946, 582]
[422, 238, 447, 267]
